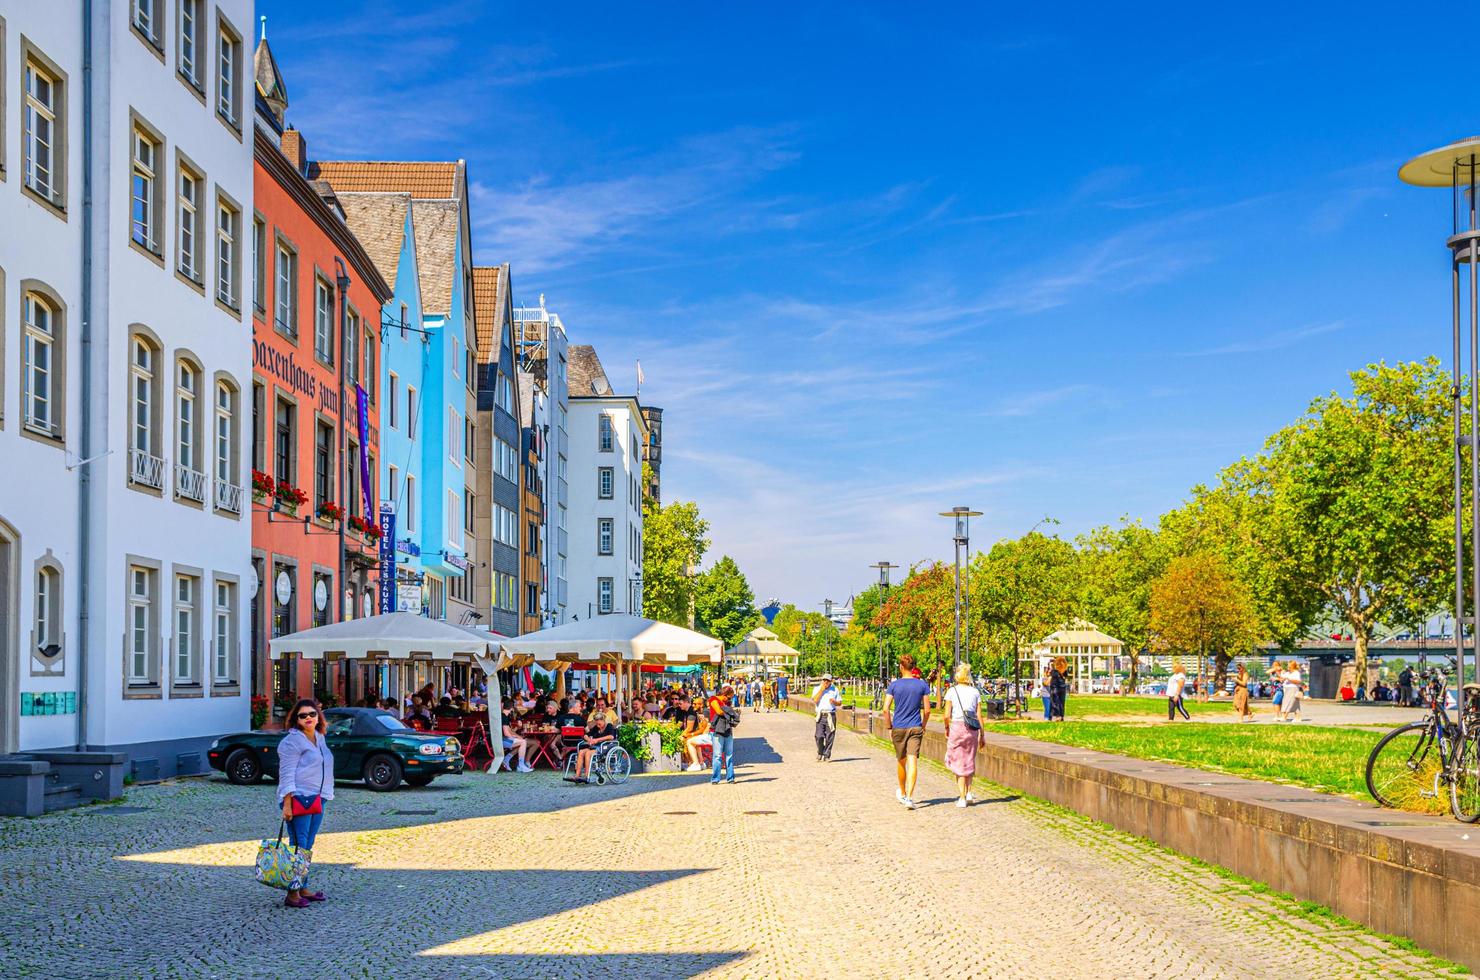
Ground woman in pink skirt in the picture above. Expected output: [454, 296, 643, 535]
[943, 663, 986, 808]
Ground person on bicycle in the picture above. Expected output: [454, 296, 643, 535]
[571, 710, 617, 784]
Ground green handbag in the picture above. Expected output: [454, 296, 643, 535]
[254, 821, 310, 890]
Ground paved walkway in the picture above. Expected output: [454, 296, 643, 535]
[0, 711, 1465, 979]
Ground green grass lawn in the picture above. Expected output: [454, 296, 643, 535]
[981, 719, 1382, 800]
[835, 691, 1231, 718]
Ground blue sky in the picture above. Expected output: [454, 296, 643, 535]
[259, 0, 1470, 607]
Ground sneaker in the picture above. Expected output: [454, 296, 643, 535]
[902, 797, 916, 810]
[956, 798, 967, 808]
[966, 793, 976, 803]
[685, 763, 703, 772]
[710, 779, 720, 784]
[896, 788, 904, 803]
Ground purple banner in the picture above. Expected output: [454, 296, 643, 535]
[378, 503, 396, 613]
[356, 384, 374, 519]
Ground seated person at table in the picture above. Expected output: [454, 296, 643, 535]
[433, 695, 465, 720]
[379, 697, 398, 713]
[629, 695, 646, 719]
[660, 697, 685, 722]
[539, 701, 561, 727]
[570, 710, 617, 784]
[500, 701, 533, 774]
[404, 696, 433, 729]
[680, 698, 712, 772]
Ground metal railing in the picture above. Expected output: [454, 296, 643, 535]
[214, 479, 243, 514]
[128, 448, 166, 490]
[175, 464, 207, 502]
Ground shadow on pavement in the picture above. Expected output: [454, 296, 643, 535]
[732, 736, 783, 764]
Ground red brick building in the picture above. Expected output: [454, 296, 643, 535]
[249, 38, 391, 715]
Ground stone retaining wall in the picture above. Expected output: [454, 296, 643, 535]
[789, 697, 1480, 971]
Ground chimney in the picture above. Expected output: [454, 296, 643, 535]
[281, 127, 307, 175]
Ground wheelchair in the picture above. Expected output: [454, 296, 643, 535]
[562, 738, 633, 785]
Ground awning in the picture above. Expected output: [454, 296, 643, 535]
[498, 615, 723, 665]
[268, 612, 506, 663]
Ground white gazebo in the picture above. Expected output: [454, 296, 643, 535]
[725, 627, 799, 678]
[1026, 620, 1127, 694]
[497, 615, 723, 719]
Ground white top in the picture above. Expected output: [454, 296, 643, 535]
[1283, 669, 1303, 686]
[946, 684, 980, 724]
[813, 684, 841, 715]
[1167, 672, 1187, 699]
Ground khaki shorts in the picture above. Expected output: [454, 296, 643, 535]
[891, 727, 924, 760]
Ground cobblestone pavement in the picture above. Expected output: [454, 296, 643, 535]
[0, 710, 1467, 979]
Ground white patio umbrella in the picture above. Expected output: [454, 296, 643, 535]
[499, 615, 723, 719]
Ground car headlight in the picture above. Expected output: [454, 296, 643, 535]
[209, 738, 223, 751]
[418, 743, 443, 756]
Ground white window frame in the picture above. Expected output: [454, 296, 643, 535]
[449, 407, 462, 466]
[178, 0, 201, 88]
[274, 240, 297, 335]
[130, 337, 156, 456]
[177, 162, 202, 281]
[313, 277, 334, 365]
[22, 56, 60, 205]
[405, 474, 416, 533]
[131, 126, 160, 253]
[213, 578, 235, 684]
[388, 373, 399, 428]
[22, 292, 57, 436]
[598, 467, 614, 500]
[216, 195, 239, 308]
[173, 573, 197, 683]
[214, 382, 234, 484]
[447, 490, 462, 548]
[598, 518, 614, 556]
[127, 565, 155, 683]
[177, 361, 198, 472]
[252, 216, 266, 312]
[216, 20, 240, 127]
[132, 0, 160, 46]
[599, 414, 614, 452]
[598, 577, 614, 614]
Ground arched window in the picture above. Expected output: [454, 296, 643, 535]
[22, 292, 57, 435]
[173, 357, 207, 503]
[177, 361, 197, 470]
[128, 330, 165, 490]
[32, 558, 64, 675]
[212, 378, 241, 514]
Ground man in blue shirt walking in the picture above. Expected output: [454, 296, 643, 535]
[884, 654, 932, 810]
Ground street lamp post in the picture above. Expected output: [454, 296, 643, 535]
[939, 507, 982, 683]
[1401, 138, 1480, 687]
[821, 599, 835, 677]
[870, 561, 899, 695]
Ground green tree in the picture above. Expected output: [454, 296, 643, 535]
[641, 497, 710, 627]
[876, 563, 956, 685]
[1149, 552, 1260, 691]
[970, 532, 1081, 691]
[694, 555, 760, 647]
[1217, 360, 1455, 683]
[1077, 519, 1169, 693]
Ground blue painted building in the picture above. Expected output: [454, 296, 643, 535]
[313, 161, 474, 622]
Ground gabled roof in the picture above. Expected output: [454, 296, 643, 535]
[1034, 620, 1124, 648]
[336, 193, 411, 291]
[471, 265, 509, 364]
[568, 345, 613, 397]
[409, 199, 459, 315]
[308, 160, 463, 200]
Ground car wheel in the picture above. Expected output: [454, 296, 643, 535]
[404, 774, 434, 787]
[363, 754, 403, 791]
[225, 749, 263, 785]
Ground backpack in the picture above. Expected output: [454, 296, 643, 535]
[712, 706, 739, 736]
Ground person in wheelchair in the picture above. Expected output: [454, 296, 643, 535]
[571, 710, 617, 784]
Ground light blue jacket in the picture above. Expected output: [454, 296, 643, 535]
[277, 729, 335, 802]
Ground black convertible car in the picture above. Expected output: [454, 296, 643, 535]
[207, 707, 465, 791]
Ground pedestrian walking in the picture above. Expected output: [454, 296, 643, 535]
[1281, 662, 1305, 722]
[812, 673, 842, 761]
[1035, 671, 1052, 720]
[1049, 656, 1069, 722]
[710, 685, 740, 784]
[277, 698, 333, 909]
[944, 663, 985, 808]
[1232, 663, 1253, 722]
[1167, 662, 1190, 721]
[884, 654, 932, 810]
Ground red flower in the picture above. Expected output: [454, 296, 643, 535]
[274, 483, 308, 507]
[251, 470, 275, 495]
[317, 501, 345, 522]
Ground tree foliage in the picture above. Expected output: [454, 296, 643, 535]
[1077, 519, 1169, 690]
[693, 555, 760, 647]
[1149, 552, 1260, 689]
[641, 497, 709, 627]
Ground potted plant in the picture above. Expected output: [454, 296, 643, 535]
[317, 501, 345, 523]
[251, 470, 274, 504]
[250, 694, 270, 730]
[274, 482, 308, 516]
[348, 515, 382, 542]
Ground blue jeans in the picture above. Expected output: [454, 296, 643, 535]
[710, 732, 735, 782]
[1041, 696, 1052, 720]
[285, 799, 324, 851]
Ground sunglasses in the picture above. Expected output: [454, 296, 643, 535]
[297, 711, 318, 720]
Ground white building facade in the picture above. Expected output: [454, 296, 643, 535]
[0, 1, 253, 774]
[514, 297, 570, 625]
[567, 392, 646, 620]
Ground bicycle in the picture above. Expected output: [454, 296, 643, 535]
[1365, 670, 1480, 820]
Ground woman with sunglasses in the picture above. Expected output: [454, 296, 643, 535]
[278, 698, 334, 908]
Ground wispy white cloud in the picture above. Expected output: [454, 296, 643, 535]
[1183, 320, 1345, 357]
[981, 384, 1099, 418]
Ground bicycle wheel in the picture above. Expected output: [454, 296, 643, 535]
[1452, 732, 1480, 822]
[604, 746, 632, 785]
[1366, 721, 1445, 814]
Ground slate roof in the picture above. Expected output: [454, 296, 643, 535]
[336, 193, 410, 291]
[308, 160, 462, 199]
[409, 199, 460, 315]
[568, 345, 613, 398]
